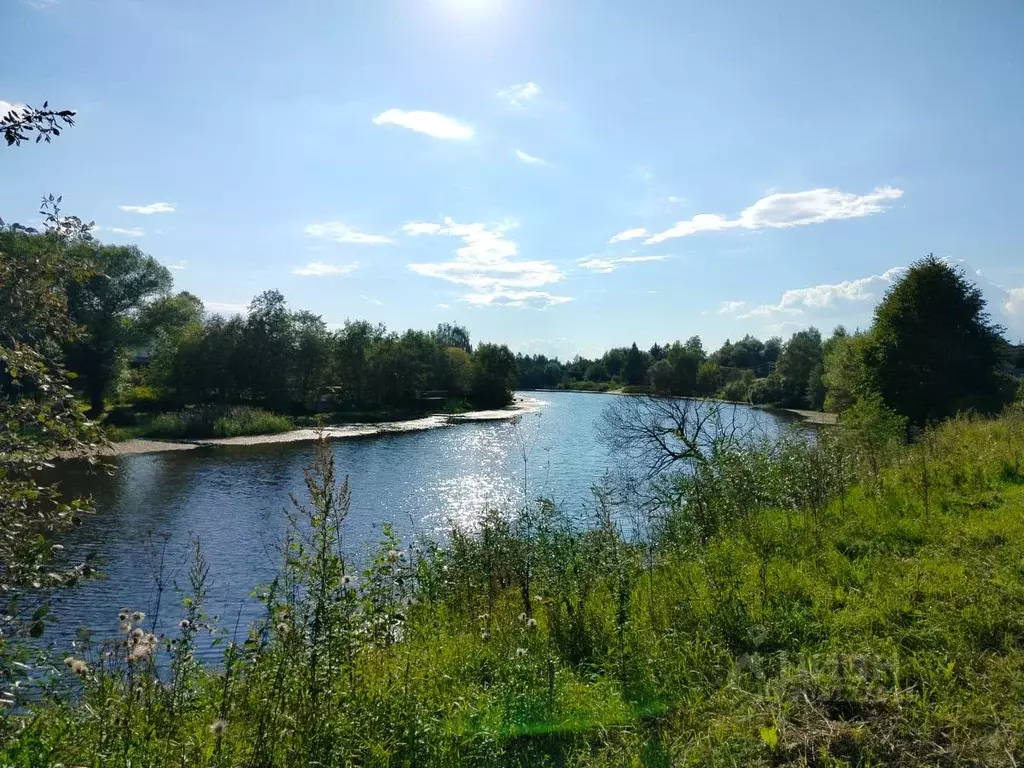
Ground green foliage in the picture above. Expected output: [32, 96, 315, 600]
[622, 343, 647, 385]
[822, 329, 872, 413]
[775, 327, 823, 409]
[8, 409, 1024, 764]
[471, 343, 519, 408]
[61, 241, 173, 415]
[0, 200, 104, 657]
[696, 361, 723, 395]
[869, 255, 1011, 426]
[721, 370, 755, 402]
[747, 372, 785, 405]
[145, 406, 293, 439]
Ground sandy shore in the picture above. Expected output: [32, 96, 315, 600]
[98, 396, 544, 456]
[777, 408, 839, 425]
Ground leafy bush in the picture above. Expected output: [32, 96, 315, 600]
[721, 374, 753, 402]
[145, 406, 292, 439]
[211, 406, 293, 438]
[747, 373, 785, 405]
[125, 385, 163, 412]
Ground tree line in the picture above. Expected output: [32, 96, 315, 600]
[0, 229, 520, 420]
[518, 256, 1021, 427]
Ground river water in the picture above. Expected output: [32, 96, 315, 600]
[43, 391, 796, 658]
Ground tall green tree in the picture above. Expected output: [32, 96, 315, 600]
[63, 243, 172, 416]
[868, 256, 1011, 425]
[433, 322, 472, 353]
[471, 343, 518, 408]
[623, 342, 647, 386]
[776, 327, 823, 408]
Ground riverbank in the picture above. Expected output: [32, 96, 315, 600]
[12, 408, 1024, 765]
[96, 395, 544, 456]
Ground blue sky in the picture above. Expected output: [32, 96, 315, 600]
[3, 0, 1023, 357]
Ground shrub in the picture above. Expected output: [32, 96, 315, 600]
[747, 373, 785, 405]
[145, 406, 293, 439]
[211, 406, 293, 438]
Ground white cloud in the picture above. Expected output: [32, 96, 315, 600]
[205, 301, 247, 315]
[515, 149, 546, 165]
[403, 217, 570, 308]
[667, 196, 687, 205]
[165, 260, 187, 271]
[119, 202, 175, 215]
[576, 255, 666, 274]
[372, 109, 473, 140]
[645, 186, 904, 244]
[737, 267, 906, 320]
[292, 261, 360, 277]
[304, 221, 392, 244]
[360, 295, 383, 305]
[463, 289, 572, 309]
[99, 225, 145, 237]
[609, 227, 648, 244]
[437, 303, 451, 309]
[497, 82, 541, 106]
[1006, 287, 1024, 316]
[717, 300, 747, 314]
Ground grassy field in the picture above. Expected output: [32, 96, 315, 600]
[4, 407, 1024, 766]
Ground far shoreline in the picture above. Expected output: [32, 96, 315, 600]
[521, 388, 838, 425]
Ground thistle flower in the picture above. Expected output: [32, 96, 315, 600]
[119, 621, 132, 634]
[387, 549, 401, 562]
[276, 622, 289, 634]
[118, 611, 129, 622]
[178, 619, 191, 630]
[341, 574, 353, 586]
[128, 637, 156, 663]
[518, 612, 527, 623]
[209, 718, 229, 736]
[130, 627, 145, 642]
[526, 618, 537, 630]
[70, 659, 88, 675]
[131, 611, 145, 623]
[480, 631, 490, 643]
[515, 647, 528, 658]
[63, 656, 74, 667]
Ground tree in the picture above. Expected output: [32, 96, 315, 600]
[623, 342, 647, 386]
[775, 327, 823, 408]
[868, 256, 1012, 426]
[64, 243, 172, 415]
[137, 292, 205, 402]
[822, 329, 872, 413]
[433, 322, 472, 353]
[696, 361, 723, 396]
[471, 343, 518, 408]
[1, 203, 103, 639]
[585, 361, 609, 383]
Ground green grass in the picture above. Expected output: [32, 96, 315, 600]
[141, 406, 294, 439]
[5, 408, 1024, 765]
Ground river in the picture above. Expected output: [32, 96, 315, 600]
[42, 391, 797, 659]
